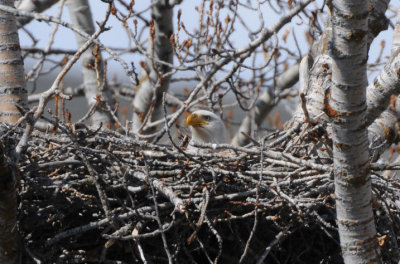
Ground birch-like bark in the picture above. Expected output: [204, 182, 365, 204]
[66, 0, 114, 127]
[391, 9, 400, 55]
[366, 9, 400, 159]
[231, 63, 299, 146]
[329, 0, 380, 262]
[367, 9, 400, 161]
[364, 7, 400, 127]
[17, 0, 59, 27]
[0, 0, 27, 262]
[368, 100, 400, 161]
[293, 0, 389, 126]
[365, 52, 400, 126]
[132, 0, 173, 133]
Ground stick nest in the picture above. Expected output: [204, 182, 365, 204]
[4, 122, 399, 263]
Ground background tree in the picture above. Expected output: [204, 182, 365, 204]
[131, 0, 174, 134]
[66, 0, 115, 127]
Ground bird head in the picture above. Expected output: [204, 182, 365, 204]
[186, 110, 227, 144]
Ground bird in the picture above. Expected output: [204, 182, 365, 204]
[186, 110, 228, 147]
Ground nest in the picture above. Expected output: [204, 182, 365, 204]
[3, 122, 399, 263]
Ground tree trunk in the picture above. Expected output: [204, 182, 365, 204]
[67, 0, 114, 127]
[0, 0, 27, 263]
[17, 0, 59, 27]
[292, 0, 389, 126]
[329, 0, 380, 262]
[231, 63, 299, 146]
[132, 0, 173, 134]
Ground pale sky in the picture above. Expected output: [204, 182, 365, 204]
[17, 0, 397, 125]
[19, 0, 395, 83]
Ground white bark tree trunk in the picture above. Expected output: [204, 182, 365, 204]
[17, 0, 59, 27]
[132, 0, 173, 133]
[292, 0, 389, 127]
[67, 0, 114, 127]
[0, 0, 27, 262]
[363, 8, 400, 159]
[231, 63, 299, 146]
[365, 52, 400, 126]
[329, 0, 380, 262]
[391, 9, 400, 56]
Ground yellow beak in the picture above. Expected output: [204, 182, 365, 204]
[187, 113, 208, 127]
